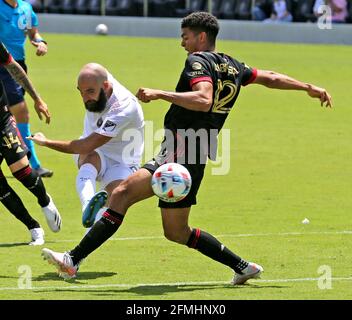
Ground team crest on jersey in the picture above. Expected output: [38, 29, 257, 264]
[103, 120, 116, 132]
[17, 8, 33, 30]
[97, 117, 103, 128]
[192, 62, 202, 71]
[16, 146, 24, 154]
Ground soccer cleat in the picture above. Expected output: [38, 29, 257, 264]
[29, 227, 45, 246]
[41, 248, 79, 279]
[33, 167, 54, 178]
[82, 190, 108, 228]
[41, 195, 62, 232]
[232, 262, 264, 285]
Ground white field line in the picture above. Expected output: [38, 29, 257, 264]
[51, 230, 352, 243]
[0, 277, 352, 291]
[1, 230, 351, 292]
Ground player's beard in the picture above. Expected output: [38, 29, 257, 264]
[84, 89, 107, 113]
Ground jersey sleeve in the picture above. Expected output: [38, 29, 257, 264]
[81, 114, 91, 138]
[30, 5, 39, 27]
[184, 54, 213, 88]
[0, 42, 13, 65]
[241, 63, 257, 86]
[94, 104, 131, 138]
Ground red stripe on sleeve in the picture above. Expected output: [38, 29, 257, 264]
[191, 228, 201, 248]
[190, 76, 213, 88]
[2, 54, 13, 66]
[242, 68, 258, 86]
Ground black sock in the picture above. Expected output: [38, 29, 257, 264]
[69, 208, 124, 265]
[187, 228, 249, 274]
[13, 165, 50, 207]
[0, 172, 40, 230]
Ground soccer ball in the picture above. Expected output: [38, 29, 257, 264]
[95, 24, 108, 35]
[151, 163, 192, 203]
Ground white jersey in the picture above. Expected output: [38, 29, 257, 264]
[82, 73, 144, 166]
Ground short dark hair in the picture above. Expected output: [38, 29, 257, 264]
[181, 12, 219, 45]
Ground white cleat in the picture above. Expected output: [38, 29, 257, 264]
[41, 248, 78, 279]
[29, 227, 45, 246]
[41, 195, 62, 233]
[232, 262, 264, 285]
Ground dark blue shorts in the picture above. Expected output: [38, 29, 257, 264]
[0, 60, 27, 106]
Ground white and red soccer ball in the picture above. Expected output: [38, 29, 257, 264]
[151, 163, 192, 203]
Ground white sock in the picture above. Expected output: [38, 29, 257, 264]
[76, 163, 98, 211]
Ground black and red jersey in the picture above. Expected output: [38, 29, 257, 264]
[0, 42, 13, 125]
[162, 51, 257, 162]
[164, 51, 256, 132]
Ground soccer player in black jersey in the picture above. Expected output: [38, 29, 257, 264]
[41, 12, 332, 283]
[0, 41, 61, 245]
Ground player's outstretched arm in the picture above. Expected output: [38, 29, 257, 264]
[27, 132, 111, 154]
[5, 59, 51, 122]
[136, 81, 213, 112]
[252, 69, 332, 108]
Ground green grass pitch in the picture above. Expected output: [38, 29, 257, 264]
[0, 33, 351, 300]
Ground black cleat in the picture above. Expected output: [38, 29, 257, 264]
[33, 167, 54, 178]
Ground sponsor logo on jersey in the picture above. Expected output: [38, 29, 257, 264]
[189, 70, 204, 77]
[192, 62, 202, 71]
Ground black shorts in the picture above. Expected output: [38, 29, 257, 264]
[143, 159, 205, 209]
[0, 116, 29, 166]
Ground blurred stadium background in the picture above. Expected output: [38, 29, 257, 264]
[27, 0, 352, 23]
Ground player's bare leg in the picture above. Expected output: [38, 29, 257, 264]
[161, 207, 192, 244]
[161, 207, 263, 285]
[104, 179, 122, 203]
[109, 168, 154, 214]
[78, 151, 102, 170]
[8, 154, 29, 173]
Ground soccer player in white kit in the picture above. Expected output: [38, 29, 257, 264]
[29, 63, 144, 228]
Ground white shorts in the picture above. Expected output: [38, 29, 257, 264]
[73, 149, 139, 190]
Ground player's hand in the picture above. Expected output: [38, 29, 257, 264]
[34, 97, 51, 124]
[136, 88, 161, 103]
[31, 41, 48, 56]
[307, 84, 332, 108]
[26, 132, 47, 146]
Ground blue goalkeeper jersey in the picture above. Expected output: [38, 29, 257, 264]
[0, 0, 39, 61]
